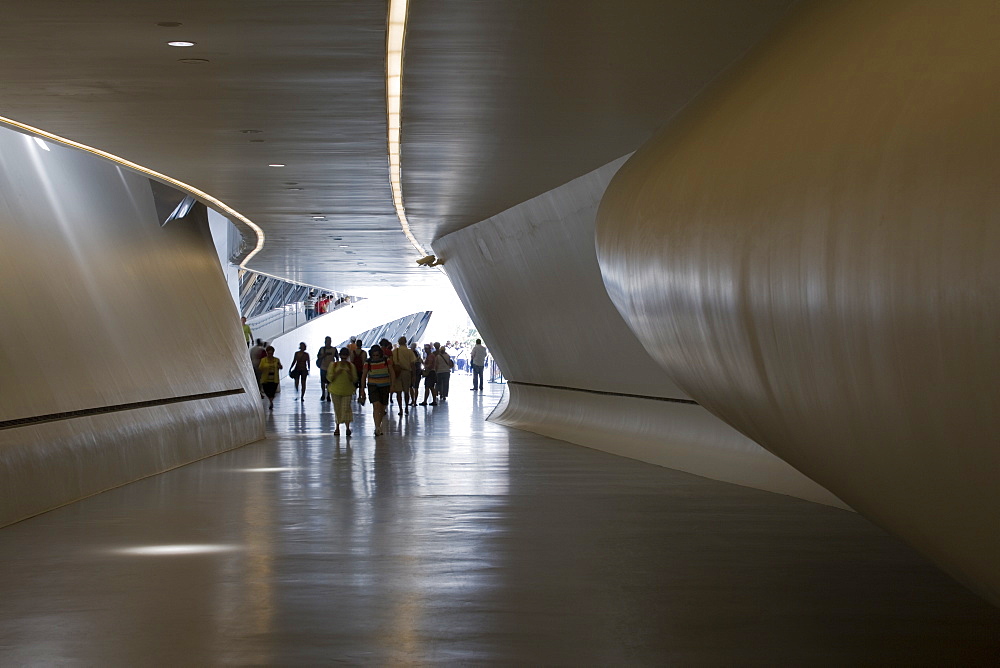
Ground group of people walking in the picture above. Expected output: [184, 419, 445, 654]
[303, 292, 350, 321]
[249, 334, 489, 438]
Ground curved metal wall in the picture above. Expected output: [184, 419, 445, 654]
[0, 125, 265, 526]
[596, 0, 1000, 604]
[434, 158, 843, 508]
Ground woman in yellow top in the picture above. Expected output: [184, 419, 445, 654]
[258, 346, 283, 410]
[326, 347, 358, 436]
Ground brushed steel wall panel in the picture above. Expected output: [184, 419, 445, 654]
[496, 384, 846, 508]
[596, 0, 1000, 603]
[434, 158, 837, 503]
[0, 125, 264, 526]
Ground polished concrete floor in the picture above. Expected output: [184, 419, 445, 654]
[1, 377, 999, 665]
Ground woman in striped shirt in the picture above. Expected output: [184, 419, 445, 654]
[360, 345, 396, 436]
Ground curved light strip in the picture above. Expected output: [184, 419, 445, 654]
[387, 0, 428, 257]
[0, 115, 266, 267]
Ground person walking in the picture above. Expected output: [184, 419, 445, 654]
[419, 343, 438, 406]
[470, 338, 487, 391]
[304, 292, 316, 321]
[241, 317, 253, 347]
[351, 338, 367, 402]
[409, 341, 422, 407]
[316, 336, 338, 402]
[258, 346, 283, 410]
[434, 342, 454, 401]
[378, 339, 394, 406]
[289, 342, 310, 401]
[360, 344, 395, 436]
[327, 347, 357, 436]
[391, 336, 416, 416]
[249, 339, 266, 396]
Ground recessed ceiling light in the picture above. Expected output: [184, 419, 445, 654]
[333, 237, 343, 241]
[249, 139, 265, 143]
[241, 129, 262, 134]
[284, 182, 298, 185]
[178, 58, 210, 64]
[167, 41, 196, 47]
[268, 164, 285, 167]
[286, 187, 303, 191]
[157, 21, 183, 28]
[339, 245, 349, 248]
[312, 216, 326, 220]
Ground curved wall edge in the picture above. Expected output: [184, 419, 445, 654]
[492, 384, 848, 509]
[0, 123, 265, 526]
[434, 154, 839, 508]
[0, 116, 263, 268]
[596, 0, 1000, 604]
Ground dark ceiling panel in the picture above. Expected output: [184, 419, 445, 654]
[0, 0, 795, 293]
[402, 0, 797, 242]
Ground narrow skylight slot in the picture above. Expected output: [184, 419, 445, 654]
[387, 0, 427, 257]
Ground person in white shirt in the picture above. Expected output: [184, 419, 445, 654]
[470, 339, 488, 391]
[304, 292, 316, 321]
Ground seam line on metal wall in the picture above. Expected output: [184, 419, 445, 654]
[507, 381, 699, 405]
[0, 389, 247, 431]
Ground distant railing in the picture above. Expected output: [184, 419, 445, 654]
[247, 303, 304, 344]
[246, 299, 357, 344]
[488, 359, 505, 384]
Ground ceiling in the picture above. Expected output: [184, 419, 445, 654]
[0, 0, 796, 295]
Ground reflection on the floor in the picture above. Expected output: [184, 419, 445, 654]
[1, 377, 999, 665]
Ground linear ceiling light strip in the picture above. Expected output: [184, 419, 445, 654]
[0, 116, 266, 267]
[387, 0, 427, 257]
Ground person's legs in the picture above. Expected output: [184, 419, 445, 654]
[262, 383, 277, 409]
[395, 370, 410, 415]
[472, 364, 483, 390]
[370, 385, 387, 434]
[438, 372, 449, 400]
[300, 373, 307, 400]
[421, 372, 436, 405]
[333, 393, 353, 435]
[373, 396, 385, 435]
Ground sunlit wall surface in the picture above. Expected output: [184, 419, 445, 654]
[433, 157, 842, 508]
[596, 0, 1000, 604]
[0, 123, 264, 526]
